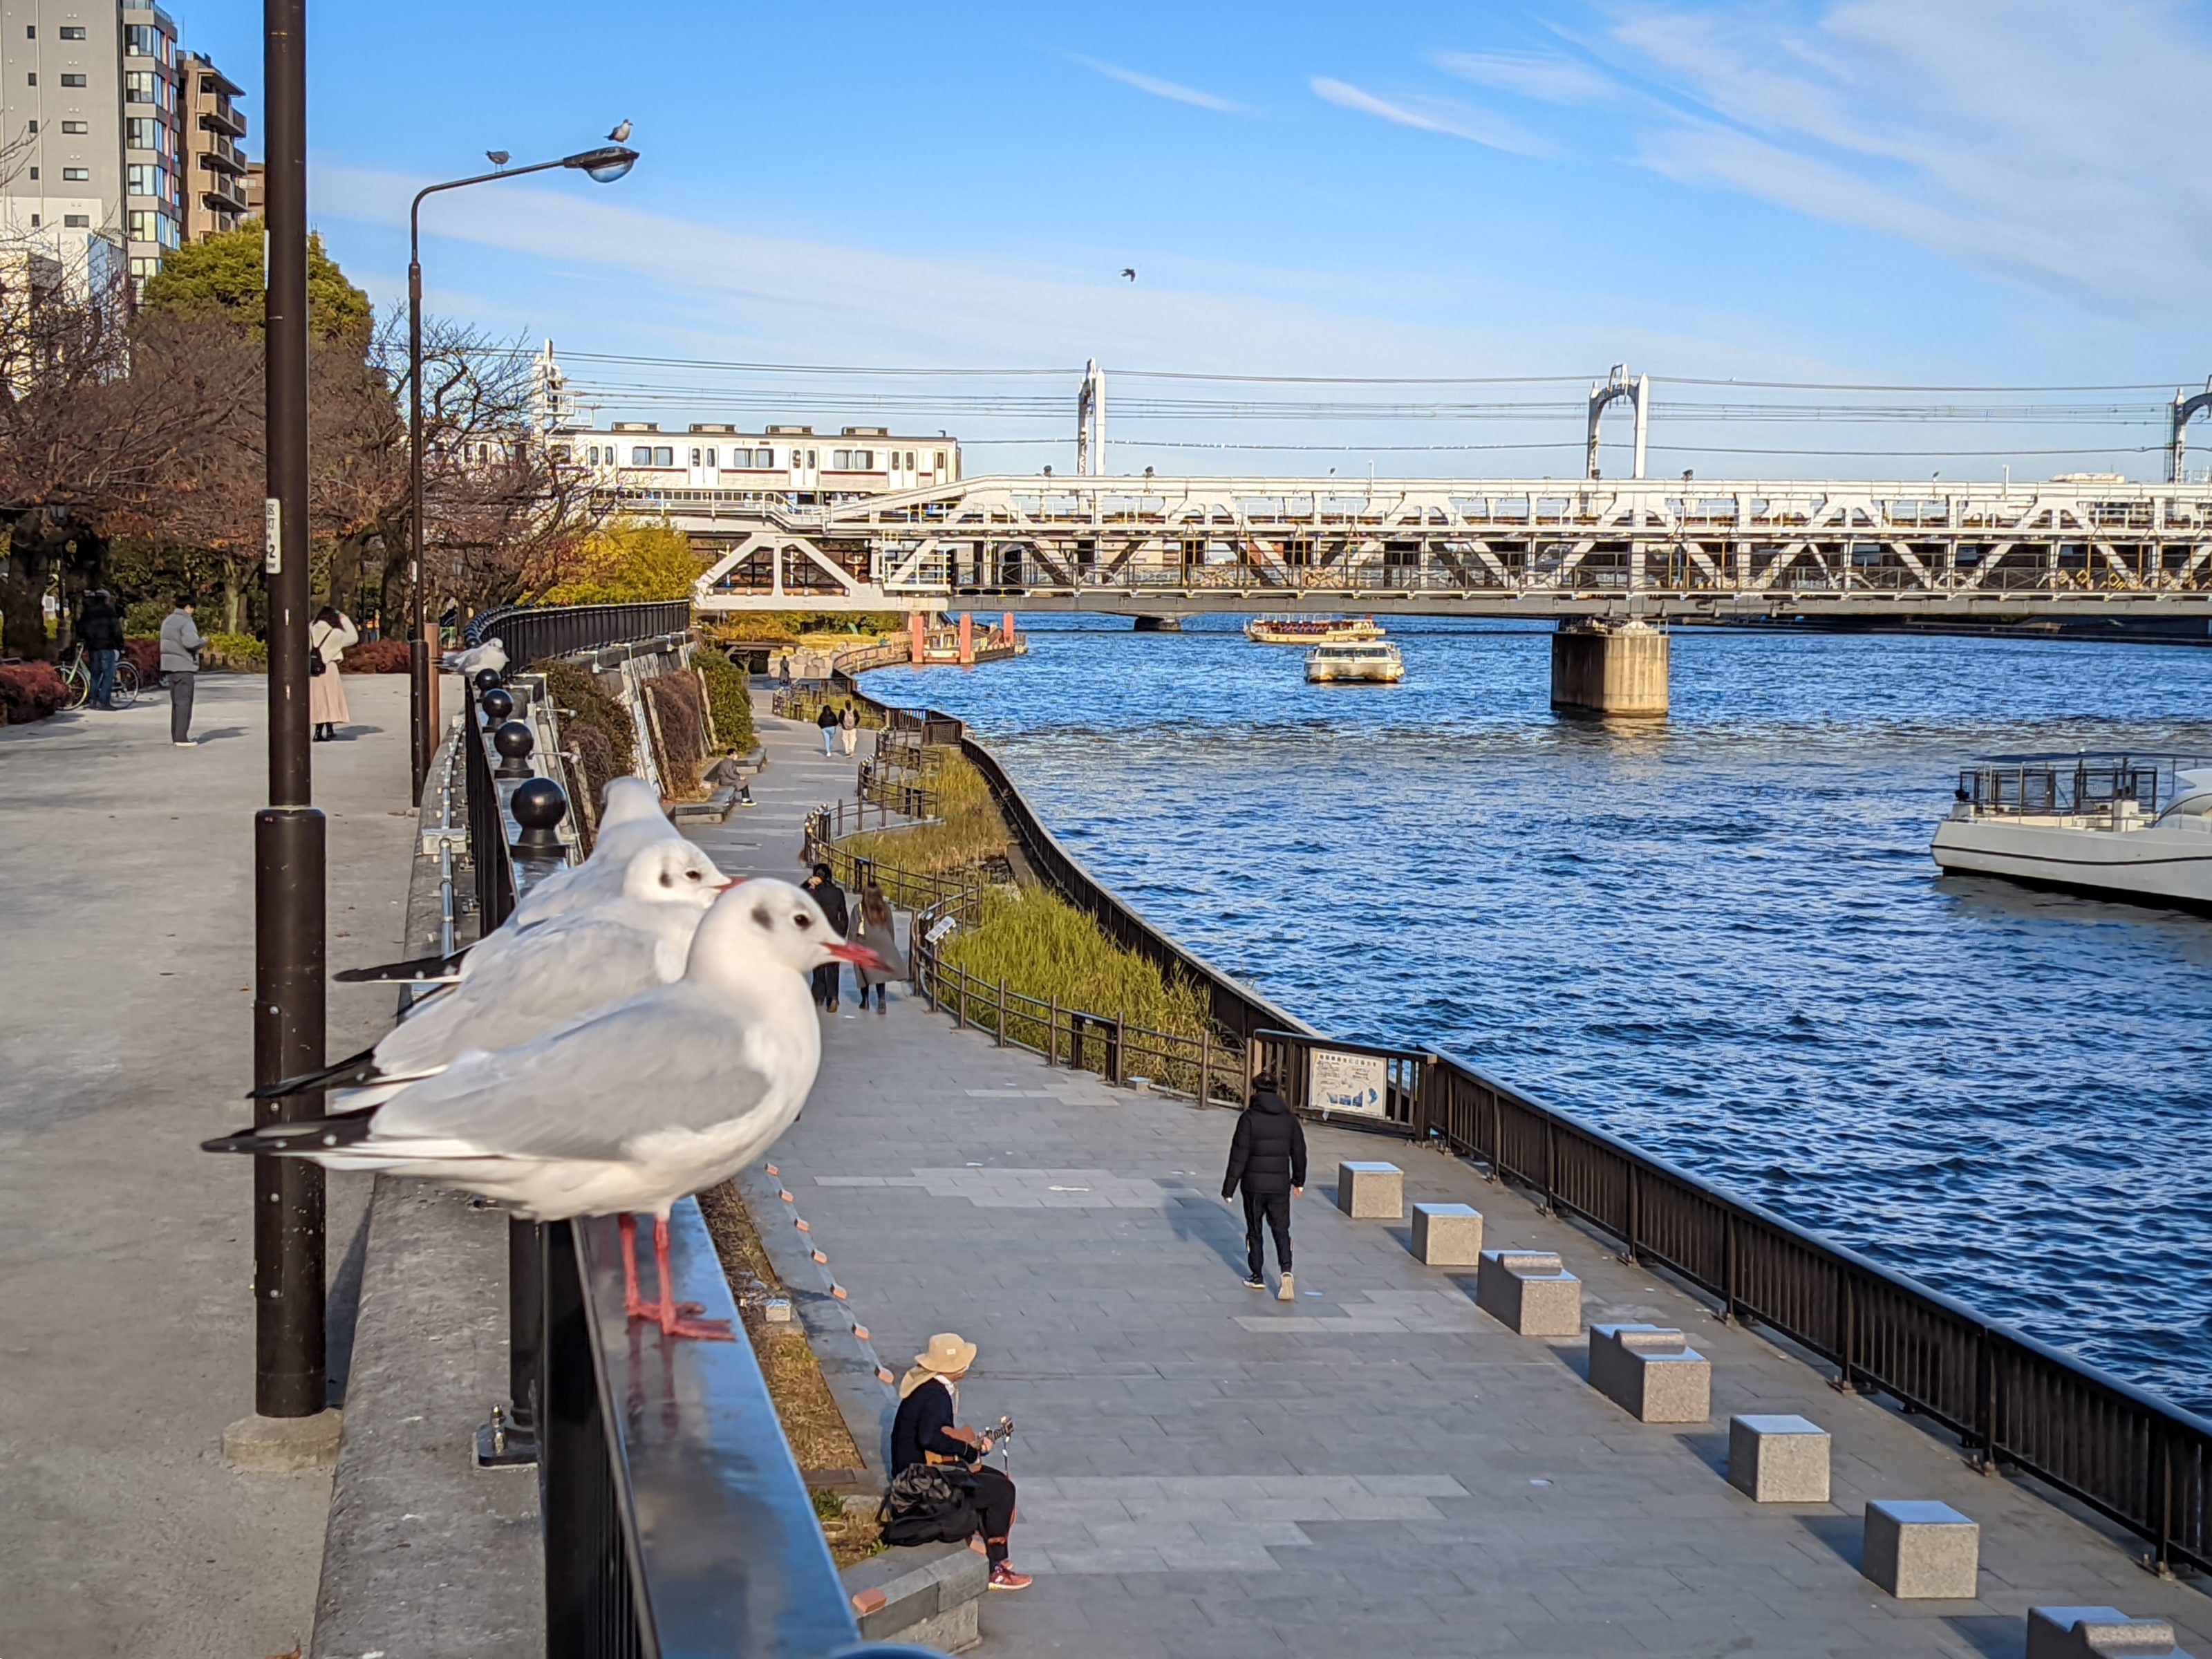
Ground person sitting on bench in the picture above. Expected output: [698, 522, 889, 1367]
[890, 1332, 1030, 1590]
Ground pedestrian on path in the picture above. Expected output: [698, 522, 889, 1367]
[816, 700, 838, 756]
[852, 883, 896, 1013]
[159, 597, 204, 747]
[838, 702, 859, 756]
[1222, 1071, 1306, 1300]
[888, 1333, 1031, 1591]
[77, 589, 124, 710]
[802, 862, 847, 1012]
[308, 606, 359, 742]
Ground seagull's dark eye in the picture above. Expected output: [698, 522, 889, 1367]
[684, 869, 702, 881]
[793, 912, 813, 929]
[751, 904, 773, 928]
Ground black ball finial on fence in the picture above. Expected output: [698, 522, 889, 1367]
[509, 776, 568, 857]
[474, 666, 505, 693]
[479, 686, 516, 722]
[493, 719, 536, 778]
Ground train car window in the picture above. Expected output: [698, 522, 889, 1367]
[654, 447, 674, 466]
[551, 445, 570, 463]
[935, 450, 947, 471]
[630, 447, 651, 465]
[906, 451, 916, 470]
[705, 448, 717, 468]
[807, 450, 816, 467]
[689, 447, 700, 466]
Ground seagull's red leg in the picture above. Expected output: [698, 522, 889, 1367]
[621, 1214, 653, 1320]
[652, 1215, 733, 1340]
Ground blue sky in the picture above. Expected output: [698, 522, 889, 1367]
[185, 0, 2212, 479]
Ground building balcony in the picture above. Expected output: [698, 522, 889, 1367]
[197, 145, 245, 176]
[198, 104, 245, 139]
[198, 187, 243, 217]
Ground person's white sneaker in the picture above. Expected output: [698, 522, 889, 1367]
[1277, 1271, 1295, 1302]
[172, 740, 195, 748]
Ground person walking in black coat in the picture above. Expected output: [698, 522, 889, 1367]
[1222, 1074, 1307, 1300]
[801, 862, 848, 1011]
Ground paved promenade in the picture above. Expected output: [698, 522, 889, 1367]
[0, 675, 419, 1658]
[696, 701, 2212, 1658]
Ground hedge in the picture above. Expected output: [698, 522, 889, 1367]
[0, 662, 67, 724]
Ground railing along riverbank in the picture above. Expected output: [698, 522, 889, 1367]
[465, 599, 693, 666]
[457, 612, 902, 1658]
[814, 662, 2212, 1580]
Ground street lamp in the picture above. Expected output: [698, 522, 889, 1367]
[407, 142, 640, 798]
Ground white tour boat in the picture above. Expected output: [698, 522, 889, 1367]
[1304, 641, 1405, 684]
[1929, 753, 2212, 910]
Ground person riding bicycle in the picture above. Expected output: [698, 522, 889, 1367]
[887, 1333, 1030, 1590]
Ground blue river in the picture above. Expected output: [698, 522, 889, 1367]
[866, 615, 2212, 1414]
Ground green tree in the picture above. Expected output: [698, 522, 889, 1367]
[138, 221, 372, 341]
[540, 518, 701, 603]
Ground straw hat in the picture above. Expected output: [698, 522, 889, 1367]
[914, 1332, 977, 1375]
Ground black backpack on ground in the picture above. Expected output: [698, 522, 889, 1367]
[878, 1463, 982, 1548]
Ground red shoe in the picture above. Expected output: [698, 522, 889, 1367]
[988, 1564, 1032, 1591]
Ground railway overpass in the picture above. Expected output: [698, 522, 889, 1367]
[659, 471, 2212, 712]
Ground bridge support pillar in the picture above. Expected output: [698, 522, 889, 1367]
[1132, 615, 1183, 632]
[1551, 620, 1668, 718]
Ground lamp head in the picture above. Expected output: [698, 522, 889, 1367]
[563, 144, 638, 184]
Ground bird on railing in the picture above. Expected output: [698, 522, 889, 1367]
[257, 841, 735, 1111]
[206, 879, 887, 1340]
[442, 637, 507, 677]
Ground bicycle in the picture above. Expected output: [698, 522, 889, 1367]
[55, 643, 141, 711]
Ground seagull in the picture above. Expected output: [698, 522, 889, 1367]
[1121, 268, 1136, 281]
[207, 881, 888, 1339]
[260, 842, 737, 1112]
[508, 775, 682, 931]
[486, 150, 510, 169]
[441, 637, 507, 677]
[608, 118, 632, 143]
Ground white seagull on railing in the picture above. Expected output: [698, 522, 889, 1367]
[206, 880, 887, 1339]
[263, 841, 736, 1111]
[443, 637, 507, 677]
[509, 775, 681, 930]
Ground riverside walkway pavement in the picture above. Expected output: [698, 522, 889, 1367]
[693, 698, 2212, 1659]
[0, 674, 419, 1658]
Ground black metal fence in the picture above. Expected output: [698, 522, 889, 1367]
[465, 600, 693, 666]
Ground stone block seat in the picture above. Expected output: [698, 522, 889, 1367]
[1727, 1414, 1830, 1503]
[1474, 1248, 1582, 1337]
[1336, 1161, 1403, 1220]
[1410, 1201, 1483, 1266]
[2027, 1606, 2196, 1658]
[841, 1539, 988, 1653]
[1862, 1499, 1980, 1600]
[1587, 1324, 1711, 1423]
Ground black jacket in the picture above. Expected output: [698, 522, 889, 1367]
[817, 704, 839, 728]
[79, 601, 124, 652]
[1223, 1088, 1307, 1197]
[891, 1380, 973, 1473]
[806, 877, 849, 937]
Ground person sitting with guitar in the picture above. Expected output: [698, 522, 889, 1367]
[888, 1332, 1031, 1590]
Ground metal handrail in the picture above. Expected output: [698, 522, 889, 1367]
[464, 600, 693, 666]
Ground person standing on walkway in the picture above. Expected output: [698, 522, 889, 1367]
[890, 1333, 1031, 1591]
[308, 606, 359, 742]
[852, 883, 895, 1013]
[1222, 1071, 1306, 1300]
[838, 702, 859, 756]
[78, 589, 124, 710]
[801, 862, 847, 1011]
[816, 700, 838, 756]
[159, 597, 205, 747]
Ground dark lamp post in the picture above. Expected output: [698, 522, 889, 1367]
[407, 143, 641, 800]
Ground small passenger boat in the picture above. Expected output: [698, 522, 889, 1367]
[1929, 753, 2212, 910]
[1304, 641, 1405, 684]
[1246, 615, 1386, 644]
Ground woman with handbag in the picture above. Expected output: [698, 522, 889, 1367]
[886, 1333, 1030, 1589]
[308, 607, 359, 742]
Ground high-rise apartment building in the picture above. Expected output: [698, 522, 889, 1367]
[0, 3, 243, 285]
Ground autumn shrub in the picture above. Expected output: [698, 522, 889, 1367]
[693, 650, 756, 755]
[536, 658, 636, 816]
[339, 638, 412, 673]
[0, 662, 68, 724]
[123, 638, 162, 680]
[643, 671, 710, 798]
[200, 631, 267, 671]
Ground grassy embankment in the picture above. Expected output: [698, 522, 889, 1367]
[839, 743, 1218, 1078]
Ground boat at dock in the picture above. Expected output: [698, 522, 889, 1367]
[1246, 615, 1386, 644]
[1304, 641, 1405, 684]
[1929, 753, 2212, 910]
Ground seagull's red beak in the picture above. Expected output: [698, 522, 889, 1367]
[828, 941, 890, 971]
[714, 875, 746, 890]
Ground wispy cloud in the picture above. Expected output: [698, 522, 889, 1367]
[1429, 48, 1618, 106]
[1309, 77, 1546, 156]
[1072, 55, 1241, 114]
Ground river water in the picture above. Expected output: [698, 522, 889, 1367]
[865, 617, 2212, 1412]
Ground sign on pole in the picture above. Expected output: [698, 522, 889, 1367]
[1308, 1047, 1387, 1118]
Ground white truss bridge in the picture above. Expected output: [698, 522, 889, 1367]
[662, 474, 2212, 619]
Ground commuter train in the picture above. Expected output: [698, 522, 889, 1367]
[549, 420, 962, 509]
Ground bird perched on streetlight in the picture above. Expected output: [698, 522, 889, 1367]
[485, 149, 510, 168]
[1120, 268, 1136, 281]
[608, 118, 632, 142]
